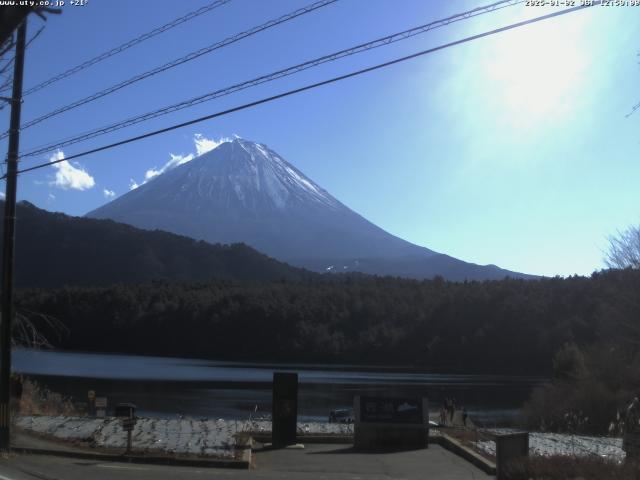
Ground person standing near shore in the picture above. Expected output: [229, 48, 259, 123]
[449, 399, 455, 423]
[439, 406, 447, 426]
[443, 398, 451, 425]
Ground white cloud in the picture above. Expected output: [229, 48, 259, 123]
[144, 168, 161, 182]
[0, 192, 4, 199]
[47, 193, 55, 204]
[144, 152, 194, 182]
[49, 150, 95, 191]
[194, 133, 226, 156]
[103, 188, 115, 198]
[131, 134, 230, 188]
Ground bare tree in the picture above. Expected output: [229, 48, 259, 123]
[13, 309, 68, 349]
[605, 225, 640, 269]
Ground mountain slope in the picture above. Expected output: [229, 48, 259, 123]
[1, 201, 311, 288]
[87, 138, 533, 280]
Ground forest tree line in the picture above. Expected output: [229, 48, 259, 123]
[14, 268, 640, 376]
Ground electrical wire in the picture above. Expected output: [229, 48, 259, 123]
[5, 2, 598, 180]
[20, 0, 525, 158]
[0, 0, 232, 97]
[1, 25, 44, 72]
[0, 0, 338, 140]
[0, 25, 45, 111]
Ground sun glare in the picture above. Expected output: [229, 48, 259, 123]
[484, 11, 590, 126]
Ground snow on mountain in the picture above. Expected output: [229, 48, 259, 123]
[87, 137, 533, 280]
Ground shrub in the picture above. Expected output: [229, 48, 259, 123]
[503, 455, 640, 480]
[17, 378, 79, 417]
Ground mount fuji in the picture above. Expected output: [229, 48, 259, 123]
[87, 138, 532, 280]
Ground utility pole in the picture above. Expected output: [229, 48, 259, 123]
[0, 17, 26, 450]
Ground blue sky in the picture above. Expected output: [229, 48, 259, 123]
[1, 0, 638, 277]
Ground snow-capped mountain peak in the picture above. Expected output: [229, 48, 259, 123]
[220, 138, 339, 210]
[87, 137, 532, 280]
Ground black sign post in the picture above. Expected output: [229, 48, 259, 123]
[116, 403, 137, 454]
[272, 372, 298, 447]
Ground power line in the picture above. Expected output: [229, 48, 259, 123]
[0, 0, 232, 97]
[0, 24, 44, 71]
[0, 0, 338, 140]
[20, 0, 525, 159]
[7, 2, 597, 180]
[0, 25, 45, 111]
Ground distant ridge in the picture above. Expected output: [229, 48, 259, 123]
[1, 200, 311, 288]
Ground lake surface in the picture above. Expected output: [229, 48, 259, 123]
[13, 349, 545, 426]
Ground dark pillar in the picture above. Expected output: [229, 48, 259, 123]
[272, 372, 298, 447]
[0, 18, 27, 451]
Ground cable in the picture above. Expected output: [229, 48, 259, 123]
[0, 25, 45, 111]
[0, 26, 46, 85]
[6, 2, 597, 180]
[0, 0, 338, 140]
[0, 0, 232, 97]
[20, 0, 525, 158]
[1, 25, 44, 72]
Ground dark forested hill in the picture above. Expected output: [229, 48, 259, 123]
[1, 201, 312, 288]
[15, 269, 640, 374]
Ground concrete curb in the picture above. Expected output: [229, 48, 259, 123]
[251, 434, 352, 445]
[10, 445, 251, 469]
[432, 433, 497, 476]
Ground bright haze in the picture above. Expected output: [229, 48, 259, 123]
[2, 0, 639, 277]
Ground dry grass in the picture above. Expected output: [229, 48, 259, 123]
[16, 378, 80, 417]
[503, 455, 640, 480]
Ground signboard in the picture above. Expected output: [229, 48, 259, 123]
[272, 372, 298, 447]
[360, 396, 423, 424]
[354, 396, 429, 450]
[95, 396, 107, 418]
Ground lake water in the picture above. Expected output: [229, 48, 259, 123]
[13, 349, 545, 426]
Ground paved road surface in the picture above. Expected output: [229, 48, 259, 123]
[0, 444, 493, 479]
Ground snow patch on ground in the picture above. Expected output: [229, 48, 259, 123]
[16, 416, 353, 456]
[17, 416, 239, 457]
[20, 415, 619, 461]
[246, 419, 354, 436]
[474, 431, 625, 461]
